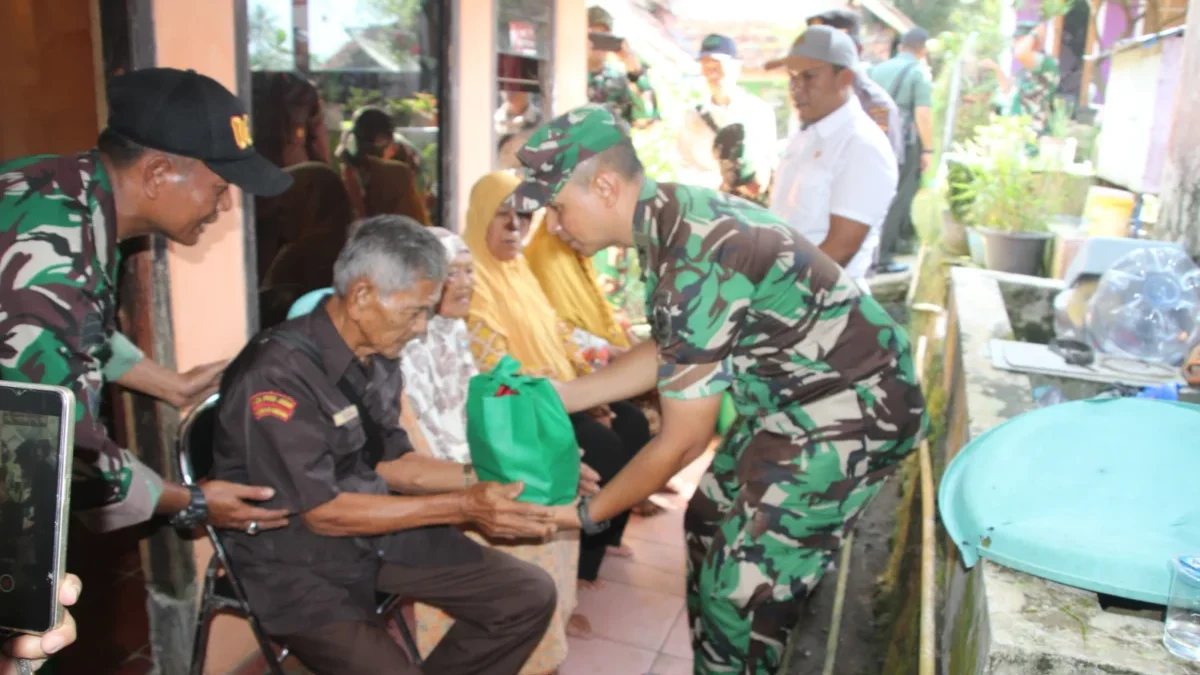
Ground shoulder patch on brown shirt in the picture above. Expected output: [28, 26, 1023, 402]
[250, 391, 297, 422]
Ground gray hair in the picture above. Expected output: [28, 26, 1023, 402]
[333, 215, 448, 295]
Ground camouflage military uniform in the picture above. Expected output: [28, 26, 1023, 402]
[587, 63, 659, 126]
[1008, 55, 1061, 135]
[0, 152, 163, 532]
[510, 105, 928, 674]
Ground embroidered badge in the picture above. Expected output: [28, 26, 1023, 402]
[332, 405, 359, 427]
[230, 114, 254, 150]
[250, 391, 296, 422]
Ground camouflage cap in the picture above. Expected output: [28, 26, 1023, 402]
[506, 104, 628, 213]
[588, 5, 614, 30]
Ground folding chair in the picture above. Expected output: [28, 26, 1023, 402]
[179, 394, 422, 674]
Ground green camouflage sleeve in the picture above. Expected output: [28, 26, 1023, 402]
[648, 240, 748, 401]
[0, 157, 163, 532]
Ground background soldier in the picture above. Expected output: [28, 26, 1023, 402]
[586, 5, 659, 127]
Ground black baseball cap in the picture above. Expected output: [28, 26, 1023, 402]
[902, 27, 930, 48]
[698, 34, 738, 60]
[106, 67, 292, 196]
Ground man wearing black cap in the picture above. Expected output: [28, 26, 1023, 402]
[677, 34, 778, 190]
[869, 27, 935, 273]
[0, 68, 293, 538]
[766, 9, 904, 161]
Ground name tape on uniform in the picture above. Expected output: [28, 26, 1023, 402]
[332, 405, 359, 427]
[251, 391, 297, 422]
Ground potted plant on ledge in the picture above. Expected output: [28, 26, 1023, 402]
[950, 117, 1054, 276]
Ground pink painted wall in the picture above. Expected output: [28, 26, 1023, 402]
[151, 0, 259, 672]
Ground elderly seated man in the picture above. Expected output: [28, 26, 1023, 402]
[211, 215, 559, 675]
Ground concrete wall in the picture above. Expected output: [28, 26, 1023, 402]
[1156, 0, 1200, 259]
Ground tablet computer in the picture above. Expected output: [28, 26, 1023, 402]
[0, 382, 75, 635]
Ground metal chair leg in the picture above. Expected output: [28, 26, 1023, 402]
[395, 605, 422, 665]
[246, 613, 286, 675]
[379, 596, 423, 665]
[189, 596, 214, 675]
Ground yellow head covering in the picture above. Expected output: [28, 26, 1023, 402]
[525, 225, 630, 348]
[462, 172, 578, 382]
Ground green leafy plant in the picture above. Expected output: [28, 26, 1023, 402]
[1045, 98, 1072, 139]
[949, 117, 1053, 234]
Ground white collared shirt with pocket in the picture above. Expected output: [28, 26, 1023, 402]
[769, 96, 898, 281]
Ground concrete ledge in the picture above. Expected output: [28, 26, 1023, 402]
[941, 267, 1200, 675]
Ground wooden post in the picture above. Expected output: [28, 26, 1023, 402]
[1156, 0, 1200, 258]
[1079, 0, 1103, 108]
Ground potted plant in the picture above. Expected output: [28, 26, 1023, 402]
[950, 117, 1054, 276]
[1038, 98, 1078, 166]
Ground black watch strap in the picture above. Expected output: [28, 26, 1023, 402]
[168, 484, 208, 530]
[577, 496, 610, 536]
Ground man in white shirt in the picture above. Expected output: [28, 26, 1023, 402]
[768, 25, 898, 282]
[676, 34, 779, 190]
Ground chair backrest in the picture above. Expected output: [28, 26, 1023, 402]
[178, 393, 221, 485]
[287, 287, 334, 320]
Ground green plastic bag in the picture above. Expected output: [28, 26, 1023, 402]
[466, 356, 580, 506]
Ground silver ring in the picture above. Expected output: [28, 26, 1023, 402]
[246, 521, 259, 536]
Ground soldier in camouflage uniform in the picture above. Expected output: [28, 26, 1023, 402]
[981, 21, 1062, 137]
[0, 68, 291, 537]
[587, 5, 660, 127]
[511, 105, 927, 674]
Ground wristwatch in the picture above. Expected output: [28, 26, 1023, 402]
[168, 484, 209, 530]
[576, 495, 610, 536]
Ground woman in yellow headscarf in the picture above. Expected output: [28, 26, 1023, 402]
[525, 223, 631, 353]
[463, 171, 651, 629]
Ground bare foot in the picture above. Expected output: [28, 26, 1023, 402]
[578, 579, 606, 591]
[607, 544, 634, 558]
[567, 613, 593, 638]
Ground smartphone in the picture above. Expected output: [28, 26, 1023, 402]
[588, 31, 625, 53]
[0, 382, 75, 636]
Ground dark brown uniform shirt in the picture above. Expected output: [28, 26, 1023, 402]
[211, 304, 478, 636]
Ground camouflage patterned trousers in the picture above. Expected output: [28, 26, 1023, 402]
[683, 386, 924, 674]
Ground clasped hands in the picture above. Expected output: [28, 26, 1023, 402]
[462, 459, 599, 540]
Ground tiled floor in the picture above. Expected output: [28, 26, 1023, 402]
[560, 449, 712, 675]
